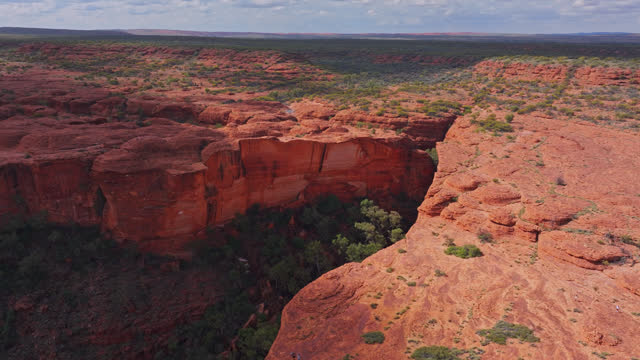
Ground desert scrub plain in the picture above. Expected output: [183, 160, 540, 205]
[0, 34, 639, 360]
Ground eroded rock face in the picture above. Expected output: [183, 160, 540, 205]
[0, 60, 450, 254]
[0, 102, 434, 254]
[92, 135, 432, 252]
[269, 109, 640, 359]
[475, 60, 569, 82]
[2, 131, 432, 253]
[475, 60, 640, 86]
[331, 109, 455, 149]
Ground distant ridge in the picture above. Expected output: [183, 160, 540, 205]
[1, 27, 640, 43]
[125, 29, 499, 38]
[0, 27, 126, 36]
[562, 32, 634, 35]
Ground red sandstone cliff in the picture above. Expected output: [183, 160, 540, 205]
[1, 122, 433, 253]
[0, 69, 438, 253]
[268, 110, 640, 359]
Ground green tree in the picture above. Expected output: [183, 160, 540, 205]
[355, 199, 404, 246]
[390, 228, 405, 243]
[1, 308, 16, 351]
[237, 320, 279, 359]
[267, 256, 311, 296]
[332, 234, 351, 255]
[346, 242, 382, 262]
[354, 221, 384, 244]
[304, 240, 330, 276]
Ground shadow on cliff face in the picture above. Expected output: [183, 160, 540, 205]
[158, 195, 414, 359]
[0, 195, 418, 360]
[0, 213, 221, 360]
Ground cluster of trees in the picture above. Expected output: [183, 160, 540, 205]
[163, 195, 406, 359]
[332, 199, 405, 262]
[0, 212, 121, 296]
[0, 196, 405, 360]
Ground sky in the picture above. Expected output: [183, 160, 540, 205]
[0, 0, 639, 34]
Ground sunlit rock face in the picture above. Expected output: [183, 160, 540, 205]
[269, 96, 640, 360]
[1, 115, 434, 253]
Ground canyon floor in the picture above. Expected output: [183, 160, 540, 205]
[1, 35, 639, 360]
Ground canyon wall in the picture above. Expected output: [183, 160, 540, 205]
[1, 130, 433, 253]
[0, 61, 445, 254]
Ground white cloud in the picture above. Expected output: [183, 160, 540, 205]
[0, 0, 638, 33]
[0, 0, 57, 16]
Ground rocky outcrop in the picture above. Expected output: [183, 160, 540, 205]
[92, 135, 433, 252]
[1, 116, 433, 253]
[475, 60, 640, 86]
[270, 109, 640, 359]
[574, 66, 640, 86]
[474, 60, 568, 82]
[0, 63, 440, 254]
[331, 109, 455, 149]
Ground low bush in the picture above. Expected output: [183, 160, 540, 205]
[444, 244, 483, 259]
[476, 321, 539, 345]
[411, 346, 462, 360]
[471, 114, 513, 133]
[361, 331, 385, 344]
[434, 269, 446, 277]
[477, 232, 493, 243]
[425, 148, 438, 167]
[505, 113, 514, 123]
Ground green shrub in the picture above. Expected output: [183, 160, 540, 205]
[477, 232, 493, 243]
[411, 346, 462, 359]
[426, 148, 438, 167]
[559, 107, 575, 117]
[620, 235, 639, 248]
[472, 113, 514, 133]
[420, 100, 464, 117]
[444, 244, 483, 259]
[345, 242, 382, 263]
[476, 321, 539, 345]
[236, 320, 279, 359]
[517, 104, 537, 114]
[361, 331, 385, 344]
[397, 109, 409, 118]
[592, 352, 613, 359]
[505, 113, 514, 123]
[434, 269, 446, 277]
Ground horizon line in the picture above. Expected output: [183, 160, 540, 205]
[2, 26, 639, 37]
